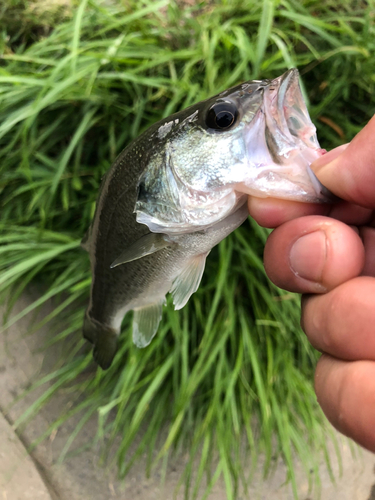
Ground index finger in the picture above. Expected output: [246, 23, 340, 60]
[248, 197, 330, 228]
[248, 196, 373, 229]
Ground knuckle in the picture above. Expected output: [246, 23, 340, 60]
[318, 290, 344, 352]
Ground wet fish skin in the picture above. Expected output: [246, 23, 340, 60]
[83, 68, 331, 369]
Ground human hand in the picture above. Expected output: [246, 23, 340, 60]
[248, 115, 375, 452]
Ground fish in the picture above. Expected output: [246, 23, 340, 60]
[82, 68, 332, 369]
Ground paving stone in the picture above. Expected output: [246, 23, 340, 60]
[0, 412, 52, 500]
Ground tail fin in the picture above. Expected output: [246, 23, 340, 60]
[83, 312, 118, 370]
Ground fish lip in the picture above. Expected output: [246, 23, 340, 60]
[279, 68, 299, 91]
[277, 68, 299, 125]
[277, 68, 299, 103]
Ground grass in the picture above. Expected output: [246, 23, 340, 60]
[1, 0, 375, 498]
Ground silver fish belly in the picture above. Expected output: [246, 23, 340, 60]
[83, 68, 332, 369]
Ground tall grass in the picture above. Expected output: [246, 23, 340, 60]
[1, 0, 374, 498]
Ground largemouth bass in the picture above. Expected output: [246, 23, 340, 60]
[82, 68, 331, 369]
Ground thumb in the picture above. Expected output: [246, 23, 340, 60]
[311, 115, 375, 209]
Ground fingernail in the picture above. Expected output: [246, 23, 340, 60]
[290, 230, 327, 284]
[311, 143, 349, 173]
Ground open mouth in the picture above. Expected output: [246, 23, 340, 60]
[265, 68, 320, 152]
[279, 69, 320, 149]
[239, 68, 335, 203]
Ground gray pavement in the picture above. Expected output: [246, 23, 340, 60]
[1, 293, 375, 499]
[0, 413, 52, 500]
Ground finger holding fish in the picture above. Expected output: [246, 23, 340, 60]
[257, 115, 375, 295]
[257, 114, 375, 454]
[247, 197, 330, 228]
[248, 194, 374, 228]
[262, 215, 365, 294]
[302, 121, 375, 452]
[313, 114, 375, 207]
[301, 277, 375, 359]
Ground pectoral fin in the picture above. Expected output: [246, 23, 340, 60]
[110, 233, 172, 268]
[132, 299, 165, 348]
[170, 253, 208, 310]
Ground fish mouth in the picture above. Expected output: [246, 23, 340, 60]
[240, 68, 335, 203]
[265, 68, 319, 153]
[275, 69, 320, 150]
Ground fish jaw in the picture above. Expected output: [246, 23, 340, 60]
[237, 69, 332, 203]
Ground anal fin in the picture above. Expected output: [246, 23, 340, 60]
[170, 253, 208, 310]
[132, 299, 165, 348]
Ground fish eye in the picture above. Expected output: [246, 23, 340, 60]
[205, 101, 238, 131]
